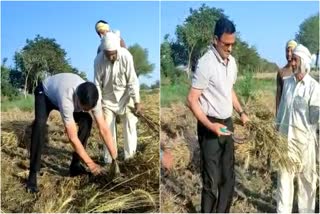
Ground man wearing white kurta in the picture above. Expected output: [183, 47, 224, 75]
[94, 32, 141, 164]
[276, 44, 320, 213]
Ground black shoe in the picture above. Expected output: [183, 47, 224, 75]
[26, 183, 39, 193]
[26, 172, 38, 193]
[69, 164, 88, 177]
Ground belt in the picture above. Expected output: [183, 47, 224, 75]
[207, 116, 232, 124]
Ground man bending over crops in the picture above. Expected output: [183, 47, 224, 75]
[276, 40, 298, 115]
[276, 44, 319, 213]
[95, 20, 126, 54]
[187, 17, 249, 213]
[26, 73, 118, 193]
[94, 31, 141, 164]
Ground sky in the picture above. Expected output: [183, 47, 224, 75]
[161, 1, 319, 68]
[1, 1, 160, 86]
[1, 1, 319, 83]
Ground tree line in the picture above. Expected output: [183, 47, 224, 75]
[161, 4, 319, 84]
[1, 35, 154, 100]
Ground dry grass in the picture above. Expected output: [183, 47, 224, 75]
[1, 91, 159, 213]
[160, 93, 319, 213]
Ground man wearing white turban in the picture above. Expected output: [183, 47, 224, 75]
[94, 32, 141, 164]
[276, 44, 320, 213]
[276, 40, 298, 115]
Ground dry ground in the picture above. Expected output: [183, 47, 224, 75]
[1, 90, 160, 213]
[160, 91, 319, 213]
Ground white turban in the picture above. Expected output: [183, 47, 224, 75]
[293, 44, 312, 73]
[101, 32, 121, 51]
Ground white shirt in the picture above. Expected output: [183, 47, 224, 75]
[277, 73, 319, 176]
[94, 47, 140, 114]
[192, 45, 238, 119]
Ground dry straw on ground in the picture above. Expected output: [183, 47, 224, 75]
[1, 91, 160, 213]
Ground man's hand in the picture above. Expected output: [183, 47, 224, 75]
[240, 113, 250, 125]
[209, 122, 232, 136]
[87, 162, 102, 176]
[162, 149, 174, 170]
[134, 103, 142, 115]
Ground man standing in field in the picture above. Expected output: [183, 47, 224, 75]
[276, 40, 297, 115]
[94, 32, 141, 164]
[187, 17, 249, 213]
[276, 44, 319, 213]
[26, 73, 118, 193]
[95, 20, 126, 54]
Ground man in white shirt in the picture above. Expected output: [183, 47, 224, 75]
[94, 32, 141, 164]
[276, 44, 319, 213]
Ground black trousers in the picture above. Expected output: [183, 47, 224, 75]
[27, 83, 92, 186]
[198, 117, 235, 213]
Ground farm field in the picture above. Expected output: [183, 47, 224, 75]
[1, 90, 160, 213]
[160, 76, 319, 212]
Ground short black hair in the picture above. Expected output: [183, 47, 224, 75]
[95, 19, 108, 35]
[214, 18, 236, 39]
[77, 82, 99, 109]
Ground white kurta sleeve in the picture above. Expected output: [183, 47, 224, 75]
[309, 82, 320, 125]
[125, 54, 140, 103]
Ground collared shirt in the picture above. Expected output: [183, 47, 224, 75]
[42, 73, 102, 124]
[277, 74, 320, 173]
[94, 47, 140, 114]
[192, 45, 238, 119]
[277, 73, 320, 137]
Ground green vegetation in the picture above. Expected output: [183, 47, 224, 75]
[1, 95, 34, 112]
[295, 14, 319, 54]
[2, 35, 154, 102]
[128, 44, 155, 77]
[161, 74, 190, 107]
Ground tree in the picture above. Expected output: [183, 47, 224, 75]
[140, 83, 150, 90]
[161, 36, 175, 78]
[128, 44, 154, 77]
[176, 4, 225, 77]
[295, 14, 319, 54]
[232, 37, 261, 73]
[160, 35, 182, 84]
[13, 35, 85, 96]
[1, 58, 19, 100]
[151, 80, 160, 89]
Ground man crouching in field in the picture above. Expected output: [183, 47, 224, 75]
[26, 73, 117, 193]
[276, 44, 319, 213]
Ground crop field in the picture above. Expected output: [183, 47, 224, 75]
[160, 77, 319, 213]
[1, 90, 160, 213]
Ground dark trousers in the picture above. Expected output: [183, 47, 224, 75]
[27, 83, 92, 186]
[198, 117, 235, 213]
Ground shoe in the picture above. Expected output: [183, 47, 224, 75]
[69, 164, 88, 177]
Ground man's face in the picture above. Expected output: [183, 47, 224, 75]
[286, 47, 294, 63]
[292, 54, 307, 81]
[292, 54, 301, 73]
[104, 50, 118, 63]
[79, 103, 93, 112]
[214, 33, 236, 60]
